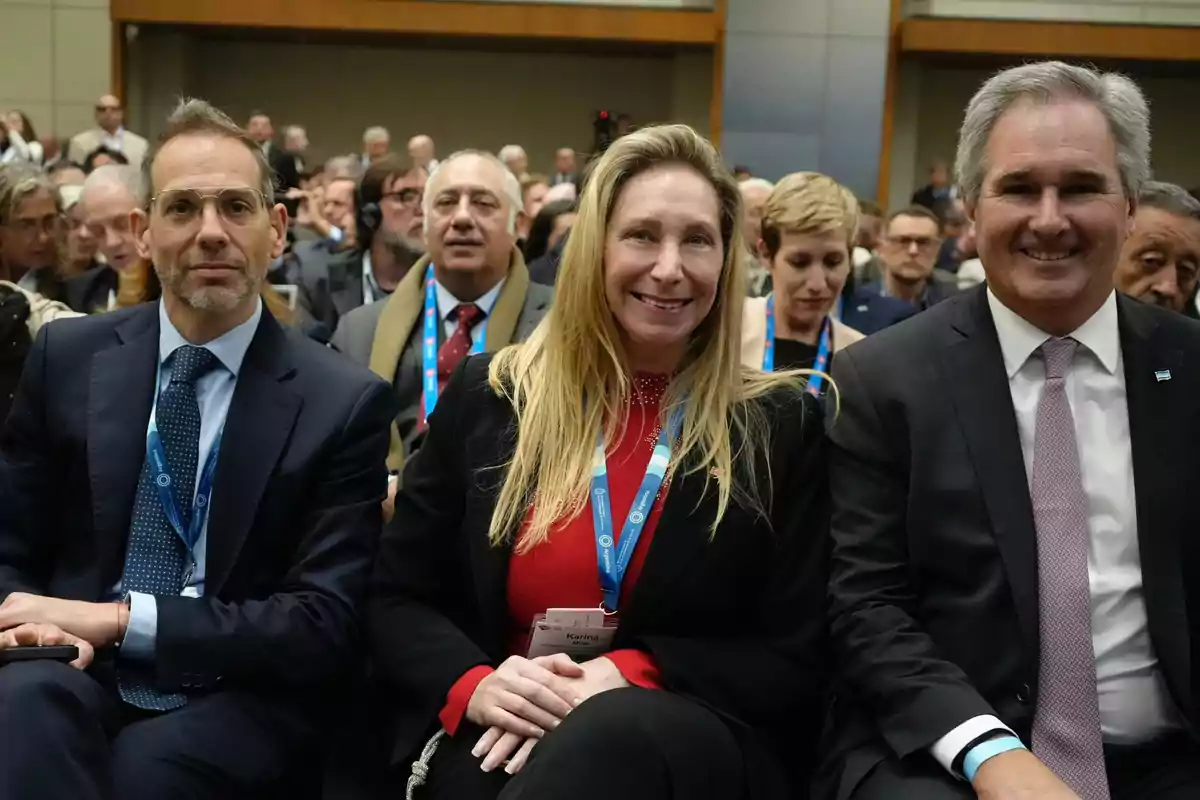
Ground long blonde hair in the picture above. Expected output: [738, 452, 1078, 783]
[487, 124, 806, 549]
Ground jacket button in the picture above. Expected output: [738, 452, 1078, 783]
[1016, 684, 1032, 704]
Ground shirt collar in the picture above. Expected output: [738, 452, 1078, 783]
[986, 288, 1119, 378]
[435, 275, 505, 323]
[158, 298, 263, 377]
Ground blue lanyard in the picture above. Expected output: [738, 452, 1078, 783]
[422, 264, 487, 420]
[589, 410, 681, 611]
[145, 371, 220, 554]
[762, 294, 837, 396]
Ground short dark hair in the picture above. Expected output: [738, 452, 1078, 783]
[886, 205, 941, 230]
[1139, 181, 1200, 222]
[46, 159, 85, 177]
[358, 155, 425, 209]
[248, 109, 270, 122]
[858, 199, 883, 218]
[83, 145, 129, 173]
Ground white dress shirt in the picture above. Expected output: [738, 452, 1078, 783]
[930, 289, 1181, 776]
[434, 277, 505, 346]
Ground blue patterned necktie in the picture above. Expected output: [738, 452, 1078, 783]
[117, 345, 218, 711]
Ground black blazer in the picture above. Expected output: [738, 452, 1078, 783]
[0, 303, 397, 696]
[64, 263, 117, 313]
[368, 355, 831, 797]
[819, 286, 1200, 798]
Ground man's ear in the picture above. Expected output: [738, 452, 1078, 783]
[131, 208, 152, 262]
[269, 203, 288, 260]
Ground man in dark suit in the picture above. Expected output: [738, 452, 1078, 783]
[297, 155, 427, 335]
[822, 62, 1200, 800]
[0, 98, 395, 799]
[549, 147, 580, 188]
[332, 149, 553, 474]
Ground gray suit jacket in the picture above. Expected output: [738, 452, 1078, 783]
[296, 245, 363, 338]
[332, 256, 552, 464]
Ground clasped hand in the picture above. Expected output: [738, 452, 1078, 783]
[0, 592, 123, 669]
[465, 654, 630, 775]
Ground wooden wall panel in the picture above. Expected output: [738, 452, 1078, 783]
[900, 17, 1200, 62]
[875, 0, 904, 207]
[708, 0, 727, 147]
[110, 0, 722, 46]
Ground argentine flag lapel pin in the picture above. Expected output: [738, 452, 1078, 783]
[1155, 369, 1172, 382]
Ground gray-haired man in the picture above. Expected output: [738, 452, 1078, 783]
[821, 61, 1200, 800]
[1114, 181, 1200, 316]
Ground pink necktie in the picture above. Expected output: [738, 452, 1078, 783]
[1029, 337, 1110, 800]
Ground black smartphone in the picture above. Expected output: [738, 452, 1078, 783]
[0, 645, 79, 665]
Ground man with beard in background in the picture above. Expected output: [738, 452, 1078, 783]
[1113, 181, 1200, 318]
[296, 155, 427, 336]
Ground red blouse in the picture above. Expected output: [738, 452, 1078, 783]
[439, 374, 671, 735]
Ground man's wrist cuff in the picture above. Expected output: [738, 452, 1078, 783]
[963, 735, 1027, 783]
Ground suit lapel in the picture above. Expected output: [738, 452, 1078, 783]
[368, 255, 428, 386]
[484, 249, 530, 351]
[940, 288, 1041, 658]
[87, 307, 159, 593]
[203, 313, 301, 595]
[1119, 296, 1193, 718]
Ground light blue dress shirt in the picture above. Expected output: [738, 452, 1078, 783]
[120, 299, 263, 660]
[434, 277, 504, 347]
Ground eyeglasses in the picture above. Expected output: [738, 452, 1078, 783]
[150, 188, 268, 227]
[95, 104, 121, 112]
[886, 235, 939, 252]
[381, 188, 422, 208]
[6, 213, 64, 239]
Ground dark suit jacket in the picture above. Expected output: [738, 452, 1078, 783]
[64, 263, 117, 314]
[368, 355, 831, 797]
[820, 287, 1199, 798]
[840, 288, 916, 336]
[296, 245, 364, 335]
[0, 303, 397, 697]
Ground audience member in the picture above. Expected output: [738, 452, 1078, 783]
[525, 198, 576, 286]
[852, 198, 885, 283]
[518, 173, 548, 240]
[408, 134, 438, 172]
[363, 126, 391, 167]
[1, 112, 41, 166]
[743, 172, 865, 373]
[1113, 180, 1200, 315]
[57, 184, 99, 279]
[3, 112, 42, 165]
[332, 149, 552, 474]
[934, 199, 974, 273]
[246, 110, 275, 155]
[82, 145, 130, 173]
[68, 164, 143, 313]
[68, 94, 148, 169]
[297, 155, 427, 335]
[732, 165, 753, 181]
[0, 164, 68, 302]
[0, 97, 396, 800]
[549, 147, 579, 187]
[47, 160, 86, 188]
[739, 177, 774, 296]
[821, 60, 1200, 800]
[499, 144, 529, 180]
[910, 156, 954, 216]
[369, 123, 829, 800]
[863, 205, 956, 313]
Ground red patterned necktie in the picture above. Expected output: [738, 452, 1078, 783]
[419, 303, 484, 428]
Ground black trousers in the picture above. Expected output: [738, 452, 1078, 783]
[0, 659, 316, 800]
[851, 733, 1200, 800]
[412, 687, 749, 800]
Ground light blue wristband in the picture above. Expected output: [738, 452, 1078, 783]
[963, 735, 1027, 783]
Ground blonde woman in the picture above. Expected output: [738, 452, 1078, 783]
[742, 172, 868, 380]
[370, 126, 829, 800]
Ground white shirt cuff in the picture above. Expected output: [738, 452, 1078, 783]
[119, 591, 158, 660]
[929, 714, 1016, 778]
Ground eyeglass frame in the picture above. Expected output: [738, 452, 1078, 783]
[3, 212, 66, 239]
[146, 187, 273, 227]
[380, 188, 423, 209]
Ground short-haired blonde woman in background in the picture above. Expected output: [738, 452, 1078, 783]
[742, 172, 865, 378]
[370, 125, 831, 800]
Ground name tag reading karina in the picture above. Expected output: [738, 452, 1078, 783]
[526, 608, 618, 661]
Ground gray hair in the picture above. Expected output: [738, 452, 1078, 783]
[424, 149, 523, 234]
[738, 177, 775, 194]
[82, 164, 143, 204]
[498, 145, 527, 165]
[1138, 180, 1200, 221]
[323, 155, 362, 182]
[0, 163, 60, 226]
[955, 61, 1150, 206]
[363, 126, 390, 145]
[142, 98, 275, 206]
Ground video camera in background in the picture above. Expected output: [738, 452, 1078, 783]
[593, 110, 616, 154]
